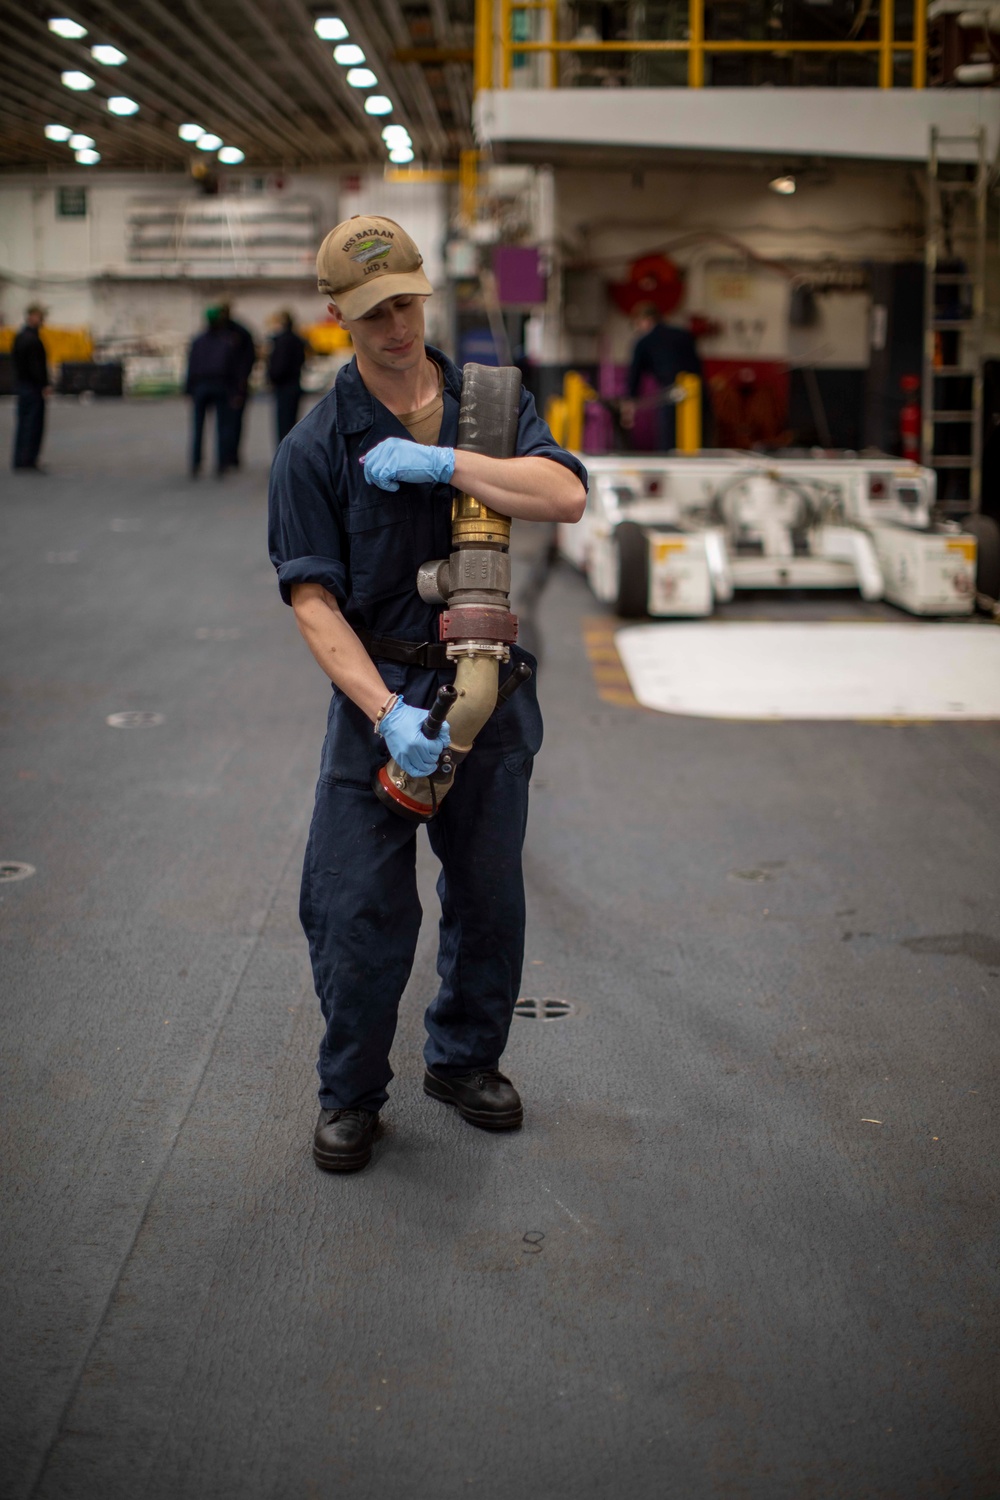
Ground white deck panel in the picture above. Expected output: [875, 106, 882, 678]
[615, 622, 1000, 719]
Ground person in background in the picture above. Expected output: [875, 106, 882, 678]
[11, 304, 52, 472]
[216, 303, 257, 469]
[267, 310, 308, 445]
[622, 301, 702, 451]
[185, 306, 237, 477]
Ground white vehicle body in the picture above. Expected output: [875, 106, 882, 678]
[558, 451, 977, 618]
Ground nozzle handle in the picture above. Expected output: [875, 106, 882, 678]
[496, 661, 532, 706]
[421, 683, 458, 738]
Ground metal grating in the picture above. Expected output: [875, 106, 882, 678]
[514, 996, 574, 1020]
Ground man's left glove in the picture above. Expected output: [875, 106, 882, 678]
[361, 436, 455, 492]
[380, 699, 451, 777]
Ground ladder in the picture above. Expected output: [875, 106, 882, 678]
[922, 125, 988, 517]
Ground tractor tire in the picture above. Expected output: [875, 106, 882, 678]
[960, 513, 1000, 604]
[615, 521, 649, 618]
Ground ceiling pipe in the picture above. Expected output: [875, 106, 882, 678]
[0, 109, 78, 165]
[0, 41, 190, 165]
[269, 0, 391, 153]
[5, 15, 212, 148]
[0, 0, 305, 165]
[82, 0, 322, 164]
[100, 0, 332, 163]
[234, 0, 374, 154]
[379, 0, 468, 156]
[427, 0, 474, 144]
[335, 0, 449, 162]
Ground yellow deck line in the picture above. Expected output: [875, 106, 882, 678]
[582, 615, 644, 709]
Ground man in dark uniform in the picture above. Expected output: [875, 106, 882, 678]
[268, 215, 587, 1173]
[216, 303, 256, 469]
[266, 311, 308, 445]
[185, 307, 238, 476]
[11, 304, 52, 472]
[623, 301, 702, 450]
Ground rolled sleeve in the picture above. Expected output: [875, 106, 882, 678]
[514, 388, 589, 491]
[268, 430, 348, 606]
[275, 555, 348, 607]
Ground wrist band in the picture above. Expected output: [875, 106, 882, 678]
[373, 692, 399, 736]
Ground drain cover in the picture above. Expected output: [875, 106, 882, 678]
[0, 861, 36, 883]
[514, 996, 574, 1021]
[106, 711, 164, 728]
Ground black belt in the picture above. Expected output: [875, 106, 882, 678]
[355, 627, 451, 670]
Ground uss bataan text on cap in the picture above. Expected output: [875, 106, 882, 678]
[316, 215, 433, 320]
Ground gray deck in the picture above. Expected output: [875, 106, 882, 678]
[2, 395, 998, 1500]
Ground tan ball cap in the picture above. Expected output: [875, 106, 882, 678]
[316, 215, 433, 319]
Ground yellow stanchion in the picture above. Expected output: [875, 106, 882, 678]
[674, 371, 702, 453]
[563, 369, 596, 451]
[303, 324, 352, 355]
[545, 394, 569, 446]
[545, 370, 598, 450]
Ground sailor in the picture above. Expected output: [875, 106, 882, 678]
[268, 216, 587, 1172]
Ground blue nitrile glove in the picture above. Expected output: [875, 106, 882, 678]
[380, 699, 451, 778]
[361, 436, 455, 492]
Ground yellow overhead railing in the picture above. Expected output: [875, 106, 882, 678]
[480, 0, 926, 91]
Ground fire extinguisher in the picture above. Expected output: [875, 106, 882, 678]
[899, 374, 921, 462]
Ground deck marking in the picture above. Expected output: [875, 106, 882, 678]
[583, 615, 643, 709]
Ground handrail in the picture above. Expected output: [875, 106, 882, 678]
[478, 0, 926, 91]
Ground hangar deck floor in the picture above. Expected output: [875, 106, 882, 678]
[2, 396, 999, 1500]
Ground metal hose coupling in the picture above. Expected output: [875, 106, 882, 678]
[373, 363, 532, 821]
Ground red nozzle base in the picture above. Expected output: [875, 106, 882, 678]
[373, 763, 436, 822]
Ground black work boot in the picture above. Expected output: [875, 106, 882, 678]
[423, 1068, 524, 1131]
[312, 1108, 379, 1172]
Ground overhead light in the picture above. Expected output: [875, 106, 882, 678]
[346, 68, 377, 88]
[314, 16, 349, 40]
[333, 43, 366, 64]
[91, 44, 127, 65]
[769, 173, 796, 195]
[217, 146, 245, 164]
[196, 133, 223, 151]
[48, 17, 87, 38]
[75, 149, 101, 164]
[61, 70, 96, 90]
[388, 147, 414, 164]
[68, 133, 95, 149]
[44, 124, 74, 141]
[381, 125, 410, 144]
[107, 96, 139, 115]
[364, 95, 393, 115]
[178, 123, 205, 141]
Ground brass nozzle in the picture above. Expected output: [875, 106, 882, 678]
[452, 493, 511, 547]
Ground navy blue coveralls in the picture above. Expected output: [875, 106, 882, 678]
[12, 324, 48, 471]
[268, 347, 587, 1113]
[185, 327, 238, 475]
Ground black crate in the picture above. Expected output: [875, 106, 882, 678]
[58, 361, 123, 397]
[59, 361, 95, 395]
[92, 362, 123, 396]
